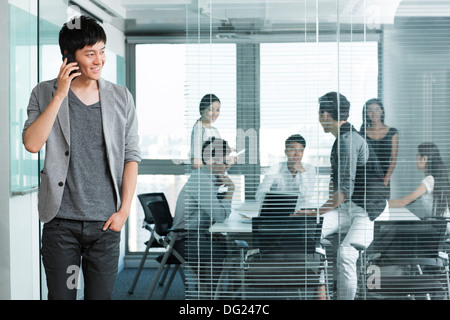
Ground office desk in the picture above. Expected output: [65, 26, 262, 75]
[377, 207, 420, 221]
[211, 202, 324, 299]
[209, 204, 421, 299]
[209, 202, 259, 233]
[209, 204, 420, 234]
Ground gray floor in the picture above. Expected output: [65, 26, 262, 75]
[112, 267, 186, 300]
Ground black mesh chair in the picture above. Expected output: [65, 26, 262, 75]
[354, 219, 450, 300]
[143, 194, 186, 300]
[228, 216, 329, 299]
[128, 193, 165, 295]
[127, 193, 185, 299]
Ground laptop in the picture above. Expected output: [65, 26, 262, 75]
[258, 192, 300, 217]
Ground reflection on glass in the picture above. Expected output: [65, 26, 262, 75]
[9, 2, 38, 193]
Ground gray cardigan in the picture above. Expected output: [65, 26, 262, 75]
[23, 78, 141, 223]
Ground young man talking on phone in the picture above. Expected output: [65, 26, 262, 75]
[23, 16, 140, 300]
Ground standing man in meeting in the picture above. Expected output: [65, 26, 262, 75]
[256, 134, 316, 205]
[22, 16, 140, 300]
[298, 92, 388, 300]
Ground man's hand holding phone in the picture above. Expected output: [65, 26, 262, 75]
[55, 53, 80, 100]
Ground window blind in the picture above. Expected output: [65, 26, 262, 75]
[179, 0, 450, 300]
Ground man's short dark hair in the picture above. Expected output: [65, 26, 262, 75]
[201, 137, 231, 164]
[59, 15, 107, 56]
[318, 92, 350, 121]
[285, 134, 306, 149]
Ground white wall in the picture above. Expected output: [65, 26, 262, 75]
[9, 195, 41, 299]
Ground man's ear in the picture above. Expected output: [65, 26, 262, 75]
[322, 110, 331, 120]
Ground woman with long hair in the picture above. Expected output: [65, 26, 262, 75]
[190, 94, 222, 169]
[389, 142, 450, 218]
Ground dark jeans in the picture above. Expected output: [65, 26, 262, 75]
[41, 218, 121, 300]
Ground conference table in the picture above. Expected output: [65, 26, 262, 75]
[209, 201, 420, 234]
[208, 202, 421, 299]
[209, 201, 259, 234]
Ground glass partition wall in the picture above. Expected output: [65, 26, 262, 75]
[132, 0, 450, 300]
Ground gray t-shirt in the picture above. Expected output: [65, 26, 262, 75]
[56, 89, 116, 221]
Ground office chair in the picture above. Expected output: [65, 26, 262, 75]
[227, 216, 329, 299]
[353, 219, 450, 300]
[143, 195, 186, 300]
[128, 193, 165, 295]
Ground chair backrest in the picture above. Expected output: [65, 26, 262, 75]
[137, 193, 168, 225]
[146, 198, 173, 237]
[372, 219, 448, 261]
[251, 216, 323, 255]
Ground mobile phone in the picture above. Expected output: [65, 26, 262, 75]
[62, 52, 77, 77]
[63, 52, 75, 63]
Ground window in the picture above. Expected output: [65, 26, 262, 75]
[260, 41, 379, 203]
[129, 43, 237, 254]
[131, 1, 450, 300]
[135, 44, 188, 161]
[135, 43, 236, 162]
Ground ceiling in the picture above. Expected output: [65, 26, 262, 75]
[70, 0, 450, 38]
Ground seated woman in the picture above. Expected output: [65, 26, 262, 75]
[388, 142, 450, 229]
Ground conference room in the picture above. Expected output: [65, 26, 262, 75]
[4, 0, 450, 301]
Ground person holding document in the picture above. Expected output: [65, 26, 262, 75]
[190, 94, 222, 169]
